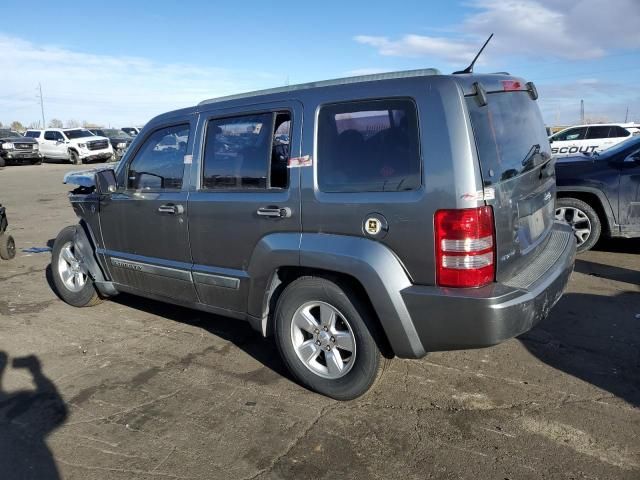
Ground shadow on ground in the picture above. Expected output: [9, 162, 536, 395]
[0, 352, 67, 480]
[520, 291, 640, 408]
[111, 293, 294, 383]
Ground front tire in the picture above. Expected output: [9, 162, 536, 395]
[274, 276, 388, 400]
[0, 157, 5, 168]
[69, 150, 82, 165]
[555, 197, 602, 253]
[51, 226, 101, 307]
[0, 233, 15, 260]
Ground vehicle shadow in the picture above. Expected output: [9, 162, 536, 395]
[574, 259, 640, 286]
[111, 294, 294, 382]
[594, 237, 640, 254]
[0, 352, 68, 480]
[520, 291, 640, 407]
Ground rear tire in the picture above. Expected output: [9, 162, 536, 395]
[0, 234, 16, 260]
[51, 226, 101, 307]
[69, 150, 82, 165]
[274, 276, 388, 400]
[556, 197, 601, 253]
[0, 157, 5, 168]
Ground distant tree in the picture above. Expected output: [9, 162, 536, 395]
[0, 121, 3, 128]
[48, 118, 63, 128]
[82, 120, 102, 128]
[27, 121, 41, 129]
[66, 119, 80, 128]
[10, 121, 25, 132]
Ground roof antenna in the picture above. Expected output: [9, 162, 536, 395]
[453, 33, 493, 74]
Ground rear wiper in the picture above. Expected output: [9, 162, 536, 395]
[521, 143, 541, 170]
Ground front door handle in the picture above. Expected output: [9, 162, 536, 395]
[257, 206, 292, 218]
[158, 203, 184, 215]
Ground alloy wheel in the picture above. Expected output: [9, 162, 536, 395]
[290, 301, 356, 379]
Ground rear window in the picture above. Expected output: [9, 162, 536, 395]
[467, 92, 551, 184]
[317, 99, 421, 192]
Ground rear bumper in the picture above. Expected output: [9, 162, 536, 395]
[400, 223, 576, 355]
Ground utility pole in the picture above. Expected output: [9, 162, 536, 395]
[37, 83, 46, 128]
[625, 106, 629, 123]
[580, 99, 584, 124]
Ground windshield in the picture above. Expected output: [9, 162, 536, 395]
[0, 129, 19, 137]
[599, 135, 640, 159]
[467, 91, 551, 184]
[104, 129, 131, 139]
[64, 129, 94, 139]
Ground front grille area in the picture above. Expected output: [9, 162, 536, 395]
[87, 140, 108, 150]
[14, 143, 33, 150]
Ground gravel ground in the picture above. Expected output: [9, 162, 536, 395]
[0, 162, 638, 480]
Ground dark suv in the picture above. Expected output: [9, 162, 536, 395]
[0, 129, 42, 166]
[51, 70, 576, 399]
[555, 135, 640, 252]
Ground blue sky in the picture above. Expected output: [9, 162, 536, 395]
[1, 0, 639, 127]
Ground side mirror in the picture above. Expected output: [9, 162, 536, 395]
[95, 169, 117, 194]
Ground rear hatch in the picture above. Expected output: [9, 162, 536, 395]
[466, 85, 556, 282]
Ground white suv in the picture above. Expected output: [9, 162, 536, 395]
[24, 128, 113, 164]
[549, 123, 640, 157]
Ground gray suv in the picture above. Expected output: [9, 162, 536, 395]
[52, 69, 576, 399]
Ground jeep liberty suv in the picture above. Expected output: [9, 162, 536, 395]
[52, 69, 576, 400]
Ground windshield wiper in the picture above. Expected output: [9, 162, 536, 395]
[521, 143, 541, 171]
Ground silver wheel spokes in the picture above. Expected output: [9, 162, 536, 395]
[58, 242, 87, 292]
[555, 206, 592, 246]
[290, 301, 356, 380]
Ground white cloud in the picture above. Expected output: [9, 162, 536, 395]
[0, 35, 276, 127]
[355, 0, 640, 63]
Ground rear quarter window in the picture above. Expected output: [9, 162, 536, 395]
[317, 98, 421, 192]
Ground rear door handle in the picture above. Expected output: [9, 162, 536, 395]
[158, 203, 184, 215]
[257, 207, 292, 218]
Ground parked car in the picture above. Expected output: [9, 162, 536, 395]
[0, 129, 42, 166]
[121, 127, 140, 137]
[88, 128, 133, 160]
[0, 204, 15, 260]
[24, 128, 113, 164]
[52, 69, 576, 399]
[555, 135, 640, 252]
[549, 123, 640, 157]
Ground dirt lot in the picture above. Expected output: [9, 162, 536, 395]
[0, 162, 638, 479]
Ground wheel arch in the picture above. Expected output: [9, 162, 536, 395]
[246, 232, 426, 359]
[556, 188, 616, 236]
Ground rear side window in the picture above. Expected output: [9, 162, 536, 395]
[202, 111, 291, 190]
[25, 131, 41, 138]
[127, 124, 190, 190]
[585, 126, 611, 139]
[317, 99, 421, 192]
[609, 126, 631, 138]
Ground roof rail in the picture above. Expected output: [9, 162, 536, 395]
[198, 68, 441, 106]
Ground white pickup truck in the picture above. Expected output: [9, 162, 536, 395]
[24, 128, 113, 164]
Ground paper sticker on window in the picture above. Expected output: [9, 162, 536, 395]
[288, 155, 312, 168]
[184, 154, 193, 164]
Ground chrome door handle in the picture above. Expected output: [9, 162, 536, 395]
[257, 207, 291, 218]
[158, 203, 184, 215]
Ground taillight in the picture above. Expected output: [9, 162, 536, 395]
[434, 206, 495, 288]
